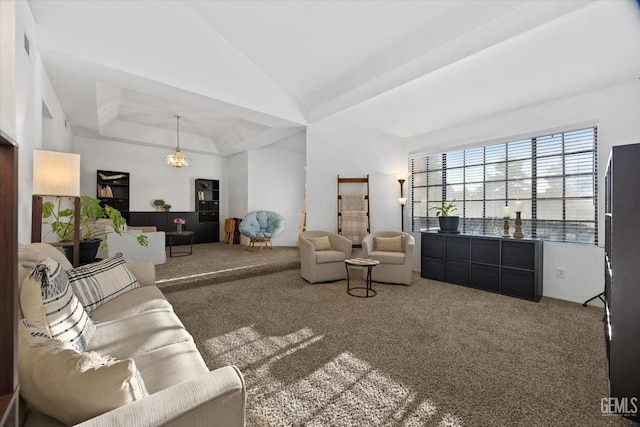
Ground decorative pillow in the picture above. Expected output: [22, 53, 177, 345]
[66, 252, 140, 314]
[18, 320, 148, 426]
[307, 236, 333, 251]
[374, 235, 405, 252]
[20, 257, 95, 352]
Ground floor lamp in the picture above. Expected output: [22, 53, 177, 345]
[393, 172, 411, 231]
[32, 150, 81, 267]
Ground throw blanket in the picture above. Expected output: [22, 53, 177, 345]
[341, 211, 368, 245]
[341, 194, 365, 212]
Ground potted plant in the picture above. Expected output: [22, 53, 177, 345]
[429, 199, 460, 233]
[42, 195, 148, 264]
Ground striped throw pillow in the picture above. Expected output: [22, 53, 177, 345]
[20, 257, 95, 352]
[66, 252, 140, 314]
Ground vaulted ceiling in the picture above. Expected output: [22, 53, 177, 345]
[28, 0, 640, 156]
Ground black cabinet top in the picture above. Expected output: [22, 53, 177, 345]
[421, 231, 542, 243]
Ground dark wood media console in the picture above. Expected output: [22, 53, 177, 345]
[421, 232, 543, 301]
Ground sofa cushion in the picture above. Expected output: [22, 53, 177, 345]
[19, 243, 73, 271]
[86, 309, 194, 360]
[374, 235, 404, 252]
[316, 250, 347, 264]
[18, 320, 148, 426]
[307, 235, 333, 251]
[90, 286, 173, 322]
[66, 252, 140, 314]
[368, 250, 406, 265]
[20, 257, 95, 352]
[132, 340, 209, 393]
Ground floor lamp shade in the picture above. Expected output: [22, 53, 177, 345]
[33, 150, 81, 196]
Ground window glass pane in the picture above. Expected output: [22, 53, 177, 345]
[537, 177, 563, 198]
[537, 156, 563, 177]
[486, 162, 506, 181]
[412, 171, 427, 186]
[412, 200, 428, 217]
[447, 168, 464, 184]
[446, 151, 464, 168]
[566, 175, 593, 198]
[465, 147, 484, 166]
[536, 200, 563, 220]
[411, 157, 428, 172]
[428, 170, 443, 186]
[508, 159, 532, 179]
[427, 186, 443, 201]
[565, 129, 595, 153]
[508, 179, 532, 200]
[485, 200, 506, 219]
[485, 181, 506, 200]
[565, 199, 595, 221]
[445, 185, 464, 202]
[427, 155, 443, 170]
[536, 134, 562, 156]
[565, 152, 593, 175]
[412, 187, 427, 204]
[507, 139, 531, 160]
[485, 144, 506, 163]
[464, 201, 483, 219]
[465, 182, 484, 200]
[465, 165, 484, 183]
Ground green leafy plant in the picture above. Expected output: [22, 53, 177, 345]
[429, 200, 458, 217]
[42, 195, 148, 247]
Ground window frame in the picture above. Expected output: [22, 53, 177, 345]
[409, 127, 598, 245]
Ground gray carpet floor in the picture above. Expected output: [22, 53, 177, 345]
[162, 243, 630, 426]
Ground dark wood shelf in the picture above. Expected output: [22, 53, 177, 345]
[195, 179, 220, 243]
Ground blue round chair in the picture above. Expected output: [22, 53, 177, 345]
[238, 211, 285, 251]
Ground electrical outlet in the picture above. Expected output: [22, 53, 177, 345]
[556, 267, 566, 279]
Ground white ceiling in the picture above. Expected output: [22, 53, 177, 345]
[28, 0, 640, 156]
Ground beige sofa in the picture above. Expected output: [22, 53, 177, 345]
[17, 243, 245, 426]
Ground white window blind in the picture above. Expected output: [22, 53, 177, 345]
[410, 127, 598, 244]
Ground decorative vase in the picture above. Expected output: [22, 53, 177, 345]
[177, 224, 183, 233]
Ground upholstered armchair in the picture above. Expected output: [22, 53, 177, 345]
[299, 231, 353, 283]
[239, 211, 285, 251]
[93, 219, 167, 265]
[362, 231, 415, 285]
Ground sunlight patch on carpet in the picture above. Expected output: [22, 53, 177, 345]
[155, 264, 267, 284]
[203, 325, 464, 426]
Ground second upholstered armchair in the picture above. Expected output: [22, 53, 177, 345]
[362, 231, 415, 285]
[299, 231, 353, 283]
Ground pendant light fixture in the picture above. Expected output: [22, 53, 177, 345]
[166, 115, 190, 168]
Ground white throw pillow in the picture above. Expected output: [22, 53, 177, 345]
[21, 257, 95, 352]
[66, 252, 140, 313]
[374, 235, 405, 252]
[307, 236, 333, 251]
[18, 320, 148, 425]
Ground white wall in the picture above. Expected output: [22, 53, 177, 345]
[0, 0, 16, 140]
[406, 79, 640, 303]
[228, 151, 248, 218]
[247, 142, 306, 246]
[306, 119, 408, 233]
[73, 136, 228, 236]
[13, 1, 73, 244]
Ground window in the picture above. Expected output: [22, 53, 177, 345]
[410, 127, 597, 244]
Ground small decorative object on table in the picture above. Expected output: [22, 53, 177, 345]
[513, 201, 524, 239]
[173, 217, 186, 232]
[502, 206, 511, 237]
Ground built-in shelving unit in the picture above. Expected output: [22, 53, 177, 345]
[195, 179, 220, 243]
[604, 143, 640, 422]
[96, 170, 130, 220]
[421, 232, 543, 302]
